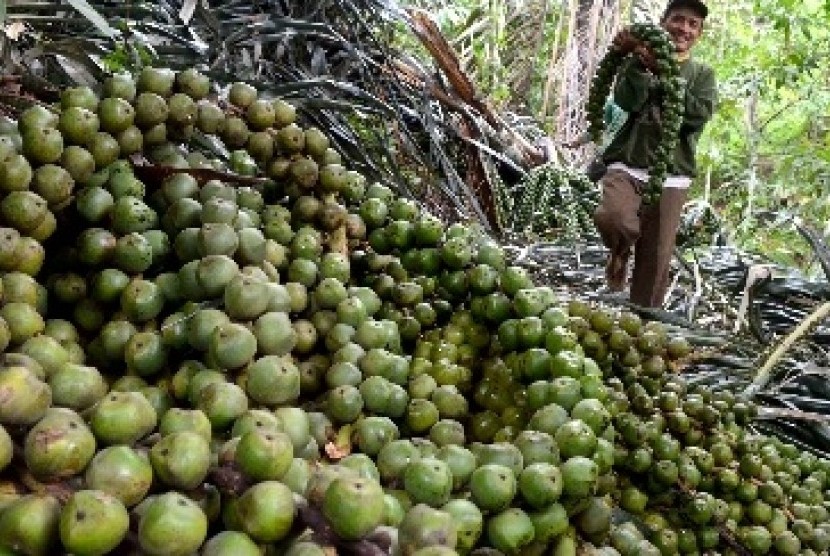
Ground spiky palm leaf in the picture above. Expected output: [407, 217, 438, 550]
[3, 0, 551, 230]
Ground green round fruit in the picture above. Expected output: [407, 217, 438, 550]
[89, 390, 157, 446]
[442, 499, 483, 552]
[470, 463, 517, 512]
[245, 355, 301, 406]
[0, 365, 52, 425]
[201, 531, 262, 556]
[0, 425, 12, 473]
[323, 476, 385, 540]
[398, 504, 458, 554]
[0, 494, 61, 556]
[138, 492, 208, 556]
[519, 462, 563, 509]
[555, 419, 598, 459]
[84, 445, 153, 507]
[59, 490, 129, 556]
[24, 407, 96, 481]
[236, 481, 296, 543]
[0, 154, 33, 192]
[48, 363, 107, 411]
[560, 456, 598, 499]
[150, 431, 211, 490]
[404, 457, 453, 507]
[195, 381, 249, 430]
[486, 508, 535, 555]
[235, 429, 294, 481]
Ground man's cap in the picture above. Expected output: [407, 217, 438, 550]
[663, 0, 709, 19]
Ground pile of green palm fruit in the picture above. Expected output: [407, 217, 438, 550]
[0, 65, 827, 556]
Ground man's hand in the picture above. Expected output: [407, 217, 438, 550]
[612, 29, 640, 54]
[633, 43, 658, 73]
[613, 29, 659, 73]
[562, 133, 590, 149]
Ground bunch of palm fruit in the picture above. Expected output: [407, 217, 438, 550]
[502, 164, 598, 241]
[587, 23, 684, 204]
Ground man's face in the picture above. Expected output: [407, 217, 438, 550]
[661, 7, 704, 55]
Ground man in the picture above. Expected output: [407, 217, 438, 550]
[593, 0, 716, 307]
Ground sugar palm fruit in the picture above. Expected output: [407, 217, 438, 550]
[228, 82, 257, 108]
[576, 496, 612, 543]
[48, 363, 107, 410]
[272, 97, 297, 127]
[159, 408, 212, 441]
[560, 456, 599, 499]
[283, 540, 328, 556]
[0, 425, 12, 472]
[1, 191, 49, 234]
[253, 312, 297, 355]
[0, 364, 51, 425]
[195, 380, 249, 429]
[0, 227, 21, 270]
[98, 96, 135, 134]
[21, 126, 63, 165]
[245, 355, 301, 405]
[100, 74, 135, 102]
[0, 321, 10, 353]
[167, 93, 197, 127]
[0, 154, 33, 192]
[138, 492, 208, 556]
[486, 507, 536, 555]
[59, 106, 100, 145]
[84, 445, 153, 507]
[0, 134, 16, 160]
[555, 419, 598, 459]
[23, 407, 96, 481]
[89, 390, 157, 445]
[224, 274, 269, 320]
[0, 494, 60, 556]
[201, 531, 262, 556]
[403, 457, 454, 507]
[322, 475, 385, 540]
[116, 125, 143, 154]
[398, 504, 458, 555]
[469, 463, 517, 512]
[235, 481, 296, 543]
[137, 66, 176, 97]
[235, 429, 294, 481]
[18, 105, 58, 135]
[273, 407, 311, 451]
[61, 86, 98, 110]
[149, 431, 211, 490]
[134, 92, 169, 129]
[59, 490, 129, 556]
[519, 462, 563, 509]
[441, 499, 483, 553]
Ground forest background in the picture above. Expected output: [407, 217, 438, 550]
[404, 0, 830, 272]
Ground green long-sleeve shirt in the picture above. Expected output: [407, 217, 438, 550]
[601, 56, 717, 177]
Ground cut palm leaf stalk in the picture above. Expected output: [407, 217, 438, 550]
[587, 23, 684, 205]
[743, 301, 830, 400]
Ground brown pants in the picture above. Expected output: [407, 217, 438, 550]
[593, 169, 687, 308]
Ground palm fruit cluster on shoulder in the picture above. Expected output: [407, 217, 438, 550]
[0, 64, 826, 556]
[587, 23, 684, 204]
